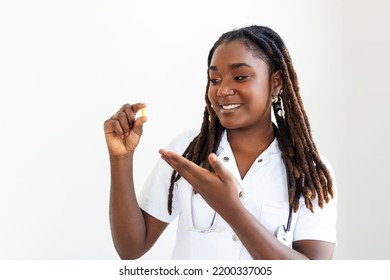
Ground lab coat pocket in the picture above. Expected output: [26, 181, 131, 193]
[260, 204, 290, 236]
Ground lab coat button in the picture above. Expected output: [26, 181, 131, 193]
[223, 156, 229, 162]
[232, 234, 239, 242]
[239, 191, 244, 198]
[257, 158, 263, 163]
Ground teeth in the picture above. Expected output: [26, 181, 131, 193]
[222, 104, 241, 110]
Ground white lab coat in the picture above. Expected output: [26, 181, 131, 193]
[138, 129, 337, 259]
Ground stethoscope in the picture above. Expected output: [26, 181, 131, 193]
[275, 164, 293, 247]
[187, 190, 219, 233]
[276, 204, 293, 247]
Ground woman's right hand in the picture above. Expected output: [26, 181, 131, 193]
[104, 103, 147, 157]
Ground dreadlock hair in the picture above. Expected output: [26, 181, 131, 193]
[167, 25, 334, 215]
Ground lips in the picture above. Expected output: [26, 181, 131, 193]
[219, 103, 242, 114]
[221, 104, 242, 110]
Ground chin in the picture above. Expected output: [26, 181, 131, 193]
[219, 122, 244, 130]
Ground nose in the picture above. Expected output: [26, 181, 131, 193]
[217, 86, 235, 97]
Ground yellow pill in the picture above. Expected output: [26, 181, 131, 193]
[141, 108, 145, 117]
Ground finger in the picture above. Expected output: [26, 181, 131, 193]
[112, 103, 130, 118]
[115, 112, 130, 137]
[132, 115, 148, 136]
[104, 119, 124, 139]
[122, 103, 146, 129]
[208, 153, 234, 183]
[116, 103, 145, 115]
[112, 103, 145, 125]
[159, 149, 202, 182]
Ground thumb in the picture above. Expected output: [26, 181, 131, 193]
[132, 116, 148, 136]
[208, 153, 233, 182]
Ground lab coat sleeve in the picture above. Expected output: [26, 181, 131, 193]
[293, 155, 338, 245]
[137, 129, 199, 224]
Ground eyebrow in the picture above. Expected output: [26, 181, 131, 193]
[209, 63, 253, 71]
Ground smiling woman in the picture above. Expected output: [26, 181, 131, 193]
[208, 44, 274, 133]
[104, 25, 337, 260]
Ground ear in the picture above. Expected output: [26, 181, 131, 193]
[271, 70, 283, 97]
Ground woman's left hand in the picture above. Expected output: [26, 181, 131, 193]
[158, 149, 243, 217]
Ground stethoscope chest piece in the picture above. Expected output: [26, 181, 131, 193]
[276, 225, 293, 248]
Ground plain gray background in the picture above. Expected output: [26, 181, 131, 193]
[0, 0, 389, 259]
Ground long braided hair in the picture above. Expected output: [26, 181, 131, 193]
[167, 25, 334, 215]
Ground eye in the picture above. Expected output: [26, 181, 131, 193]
[209, 78, 221, 85]
[234, 76, 249, 81]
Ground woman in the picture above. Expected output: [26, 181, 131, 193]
[104, 25, 337, 259]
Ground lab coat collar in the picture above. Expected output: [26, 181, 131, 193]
[215, 129, 281, 183]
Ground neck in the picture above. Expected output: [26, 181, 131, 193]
[227, 122, 275, 154]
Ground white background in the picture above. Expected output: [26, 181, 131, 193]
[0, 0, 389, 259]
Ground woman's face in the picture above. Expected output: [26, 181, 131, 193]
[208, 40, 280, 131]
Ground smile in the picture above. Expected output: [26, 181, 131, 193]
[221, 103, 242, 110]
